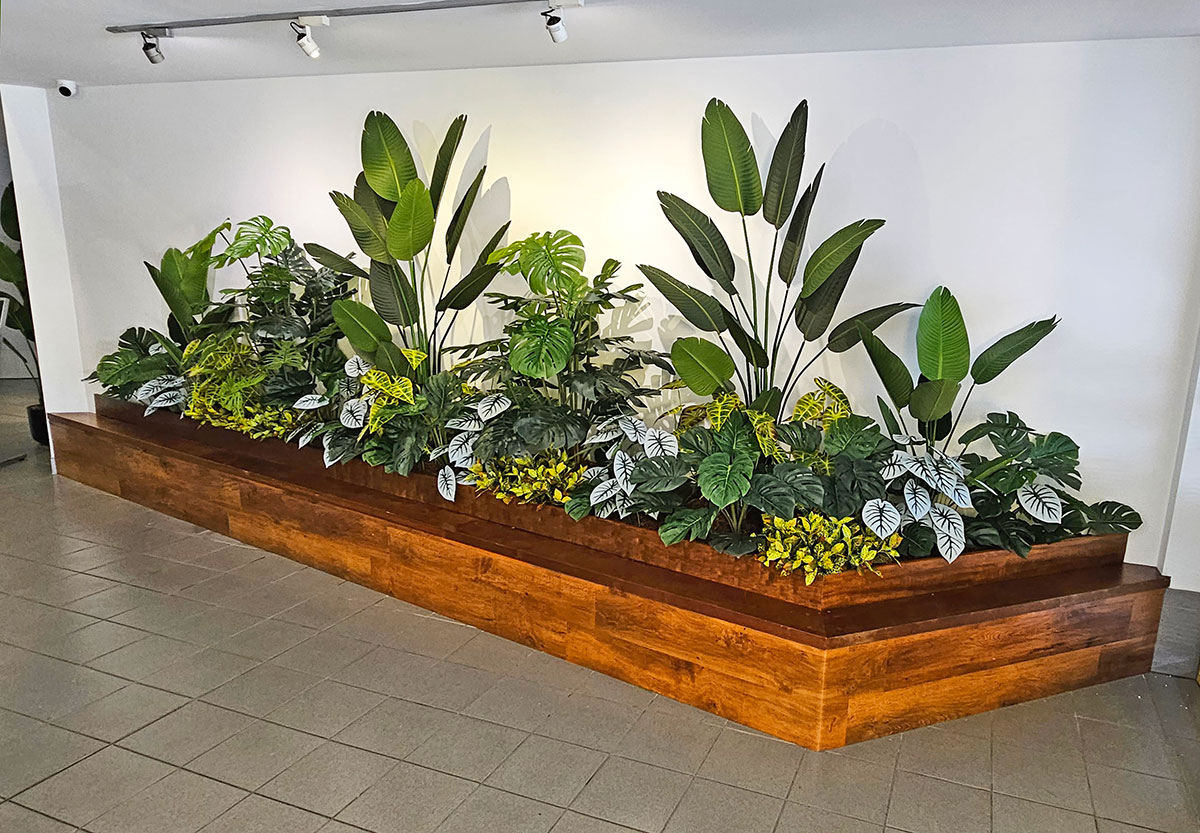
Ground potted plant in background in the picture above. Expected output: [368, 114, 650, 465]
[0, 182, 45, 445]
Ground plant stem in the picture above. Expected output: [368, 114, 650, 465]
[780, 342, 828, 408]
[763, 230, 779, 390]
[740, 217, 759, 399]
[943, 382, 975, 455]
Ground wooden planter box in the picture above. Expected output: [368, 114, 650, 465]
[47, 395, 1169, 749]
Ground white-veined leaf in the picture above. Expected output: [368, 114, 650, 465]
[445, 414, 484, 432]
[448, 432, 477, 467]
[297, 426, 322, 449]
[590, 478, 622, 506]
[618, 416, 649, 443]
[437, 466, 457, 502]
[581, 466, 608, 483]
[293, 394, 330, 410]
[1017, 483, 1063, 524]
[946, 479, 973, 510]
[613, 492, 635, 518]
[476, 393, 512, 421]
[613, 450, 636, 494]
[861, 498, 902, 538]
[134, 375, 185, 403]
[340, 398, 368, 429]
[428, 445, 449, 460]
[907, 454, 941, 488]
[903, 479, 932, 519]
[336, 376, 357, 397]
[891, 433, 926, 445]
[594, 499, 617, 519]
[880, 450, 912, 481]
[585, 425, 623, 445]
[642, 428, 680, 458]
[929, 503, 966, 563]
[934, 459, 961, 497]
[322, 432, 356, 467]
[148, 389, 186, 408]
[344, 356, 372, 378]
[148, 342, 167, 356]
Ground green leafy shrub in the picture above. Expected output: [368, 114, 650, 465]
[756, 512, 901, 584]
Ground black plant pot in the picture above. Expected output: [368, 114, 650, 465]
[27, 404, 48, 446]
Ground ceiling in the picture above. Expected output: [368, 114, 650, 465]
[1, 0, 1199, 88]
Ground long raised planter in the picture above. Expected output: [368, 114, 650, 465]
[47, 396, 1169, 749]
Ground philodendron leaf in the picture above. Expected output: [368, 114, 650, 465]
[862, 498, 902, 538]
[916, 286, 970, 382]
[929, 504, 966, 562]
[659, 506, 717, 546]
[801, 219, 885, 297]
[745, 473, 797, 518]
[1017, 483, 1063, 524]
[971, 316, 1059, 385]
[331, 191, 391, 262]
[437, 465, 457, 502]
[369, 261, 420, 327]
[631, 455, 689, 492]
[509, 316, 574, 379]
[773, 462, 824, 508]
[827, 303, 921, 353]
[361, 111, 418, 201]
[908, 378, 961, 422]
[697, 450, 755, 509]
[642, 428, 679, 458]
[671, 337, 736, 396]
[332, 299, 393, 355]
[904, 479, 932, 519]
[795, 244, 861, 341]
[429, 114, 467, 215]
[778, 165, 823, 284]
[700, 98, 763, 216]
[638, 265, 725, 332]
[1085, 501, 1142, 534]
[445, 165, 486, 265]
[762, 100, 808, 229]
[857, 322, 913, 409]
[386, 179, 435, 262]
[657, 192, 736, 295]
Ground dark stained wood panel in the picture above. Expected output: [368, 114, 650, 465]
[51, 408, 1168, 750]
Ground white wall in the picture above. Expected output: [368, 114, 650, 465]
[29, 37, 1200, 581]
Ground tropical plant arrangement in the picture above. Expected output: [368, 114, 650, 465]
[0, 181, 47, 444]
[87, 102, 1141, 585]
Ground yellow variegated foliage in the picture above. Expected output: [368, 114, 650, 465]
[469, 451, 590, 506]
[745, 410, 783, 460]
[677, 404, 709, 433]
[797, 450, 834, 476]
[185, 394, 300, 440]
[756, 512, 902, 584]
[401, 348, 428, 369]
[360, 369, 415, 404]
[706, 393, 743, 432]
[792, 377, 851, 427]
[660, 379, 690, 390]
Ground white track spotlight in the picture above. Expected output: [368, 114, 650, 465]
[542, 6, 567, 43]
[291, 21, 320, 58]
[141, 31, 165, 63]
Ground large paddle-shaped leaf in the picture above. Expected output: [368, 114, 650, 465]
[638, 265, 725, 332]
[331, 191, 390, 262]
[857, 322, 913, 409]
[916, 286, 970, 382]
[794, 244, 861, 341]
[801, 218, 885, 297]
[445, 165, 485, 265]
[1, 183, 18, 242]
[146, 259, 193, 337]
[971, 316, 1058, 385]
[657, 191, 735, 294]
[827, 302, 920, 353]
[777, 165, 823, 284]
[723, 306, 768, 368]
[361, 111, 417, 201]
[762, 100, 808, 228]
[304, 244, 368, 279]
[909, 378, 961, 422]
[509, 316, 574, 379]
[671, 336, 735, 396]
[429, 114, 466, 215]
[369, 260, 420, 327]
[332, 299, 392, 355]
[387, 180, 435, 262]
[701, 99, 762, 216]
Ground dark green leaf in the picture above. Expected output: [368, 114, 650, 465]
[801, 219, 884, 297]
[908, 378, 961, 422]
[795, 244, 860, 341]
[749, 387, 783, 420]
[824, 414, 885, 460]
[671, 336, 735, 396]
[710, 531, 758, 556]
[374, 341, 407, 376]
[638, 265, 725, 332]
[773, 461, 825, 508]
[361, 111, 417, 201]
[762, 101, 808, 229]
[745, 473, 797, 517]
[631, 456, 691, 493]
[659, 507, 717, 546]
[777, 166, 822, 284]
[304, 244, 368, 279]
[369, 260, 420, 327]
[827, 302, 920, 353]
[697, 450, 755, 509]
[445, 165, 486, 265]
[509, 316, 574, 379]
[971, 316, 1058, 385]
[700, 98, 763, 216]
[146, 259, 194, 337]
[916, 286, 970, 382]
[1085, 501, 1142, 535]
[876, 396, 901, 437]
[723, 306, 768, 368]
[857, 322, 913, 409]
[331, 190, 390, 262]
[657, 192, 736, 294]
[0, 182, 18, 242]
[332, 299, 392, 354]
[429, 114, 467, 215]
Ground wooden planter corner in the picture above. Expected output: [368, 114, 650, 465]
[46, 396, 1169, 749]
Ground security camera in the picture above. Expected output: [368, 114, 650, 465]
[56, 80, 78, 98]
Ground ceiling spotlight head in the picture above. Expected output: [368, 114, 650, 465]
[542, 7, 567, 43]
[291, 22, 320, 59]
[141, 32, 164, 64]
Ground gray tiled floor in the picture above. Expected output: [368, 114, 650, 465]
[1, 380, 1200, 832]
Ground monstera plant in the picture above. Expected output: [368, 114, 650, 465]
[640, 98, 917, 418]
[328, 111, 509, 379]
